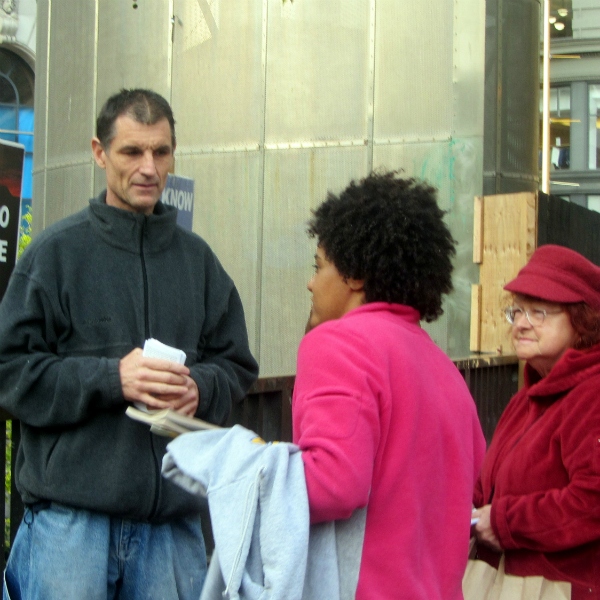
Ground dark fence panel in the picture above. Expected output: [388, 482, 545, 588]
[456, 357, 519, 445]
[226, 376, 293, 442]
[537, 193, 600, 264]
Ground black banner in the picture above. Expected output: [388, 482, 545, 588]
[0, 139, 25, 302]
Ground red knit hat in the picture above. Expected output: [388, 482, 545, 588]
[504, 245, 600, 311]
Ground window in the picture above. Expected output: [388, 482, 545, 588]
[549, 0, 572, 39]
[549, 86, 571, 170]
[588, 195, 600, 213]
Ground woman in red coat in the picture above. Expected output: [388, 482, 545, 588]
[472, 244, 600, 599]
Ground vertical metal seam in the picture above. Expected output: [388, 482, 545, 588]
[576, 81, 593, 171]
[91, 0, 99, 200]
[255, 0, 269, 369]
[495, 0, 504, 194]
[367, 0, 376, 172]
[541, 0, 551, 193]
[42, 0, 52, 230]
[578, 82, 590, 169]
[167, 0, 174, 103]
[453, 0, 457, 136]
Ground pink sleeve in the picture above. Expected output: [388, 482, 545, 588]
[293, 325, 381, 524]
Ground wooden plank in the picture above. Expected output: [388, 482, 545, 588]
[469, 284, 482, 352]
[473, 196, 483, 264]
[478, 192, 537, 354]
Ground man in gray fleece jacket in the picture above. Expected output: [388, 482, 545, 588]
[0, 88, 258, 600]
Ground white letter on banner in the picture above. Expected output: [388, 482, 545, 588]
[0, 205, 9, 228]
[0, 239, 7, 262]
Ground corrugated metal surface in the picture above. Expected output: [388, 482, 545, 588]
[373, 139, 483, 355]
[538, 193, 600, 261]
[45, 166, 94, 225]
[35, 0, 488, 377]
[265, 2, 371, 146]
[97, 2, 172, 97]
[175, 151, 263, 355]
[171, 0, 264, 149]
[459, 360, 519, 444]
[483, 0, 540, 195]
[260, 147, 369, 375]
[31, 0, 48, 235]
[374, 1, 453, 142]
[45, 1, 96, 168]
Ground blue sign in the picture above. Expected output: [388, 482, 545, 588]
[161, 174, 195, 231]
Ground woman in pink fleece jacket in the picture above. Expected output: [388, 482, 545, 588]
[292, 171, 486, 599]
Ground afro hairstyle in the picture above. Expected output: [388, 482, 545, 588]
[307, 170, 456, 322]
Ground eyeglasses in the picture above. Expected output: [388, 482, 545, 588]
[504, 305, 562, 327]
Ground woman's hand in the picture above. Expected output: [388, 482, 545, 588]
[473, 504, 503, 552]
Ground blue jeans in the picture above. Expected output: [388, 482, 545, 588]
[3, 503, 207, 600]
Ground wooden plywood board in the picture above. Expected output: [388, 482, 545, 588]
[476, 192, 537, 354]
[473, 196, 483, 264]
[470, 284, 482, 352]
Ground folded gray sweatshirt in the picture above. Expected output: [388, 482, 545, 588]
[162, 425, 365, 600]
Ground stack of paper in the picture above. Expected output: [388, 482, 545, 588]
[126, 406, 220, 438]
[142, 338, 186, 364]
[134, 339, 187, 412]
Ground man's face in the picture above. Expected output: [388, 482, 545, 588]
[91, 115, 174, 215]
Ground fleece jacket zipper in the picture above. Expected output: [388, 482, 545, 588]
[139, 218, 162, 519]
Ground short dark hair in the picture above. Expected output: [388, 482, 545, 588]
[307, 170, 457, 322]
[96, 88, 176, 148]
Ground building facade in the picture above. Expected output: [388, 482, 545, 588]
[545, 0, 600, 208]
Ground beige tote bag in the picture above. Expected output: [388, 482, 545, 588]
[463, 555, 571, 600]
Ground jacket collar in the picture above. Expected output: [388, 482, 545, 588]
[525, 342, 600, 400]
[343, 302, 421, 325]
[88, 191, 178, 254]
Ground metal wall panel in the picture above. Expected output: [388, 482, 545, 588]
[35, 0, 489, 377]
[484, 0, 540, 194]
[171, 0, 264, 149]
[31, 172, 45, 235]
[498, 0, 540, 178]
[374, 137, 483, 356]
[454, 0, 486, 138]
[45, 1, 96, 168]
[96, 1, 172, 100]
[260, 147, 370, 376]
[265, 0, 371, 145]
[374, 0, 453, 142]
[44, 165, 94, 225]
[174, 151, 262, 356]
[169, 0, 265, 364]
[37, 0, 97, 231]
[32, 0, 49, 235]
